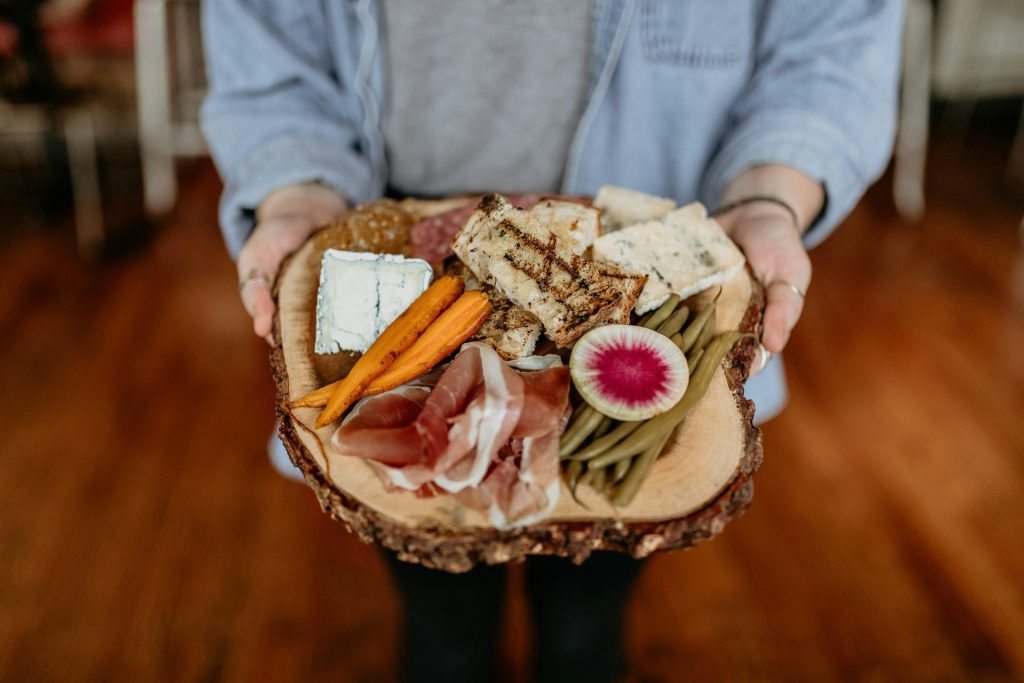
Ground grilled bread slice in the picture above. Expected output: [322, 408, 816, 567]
[475, 292, 544, 360]
[453, 194, 646, 347]
[528, 199, 600, 255]
[445, 261, 542, 360]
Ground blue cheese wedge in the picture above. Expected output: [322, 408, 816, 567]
[593, 185, 677, 233]
[592, 202, 745, 314]
[314, 250, 433, 354]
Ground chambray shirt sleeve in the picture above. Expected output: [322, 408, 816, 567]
[701, 0, 904, 247]
[200, 0, 379, 258]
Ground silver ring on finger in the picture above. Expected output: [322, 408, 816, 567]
[238, 269, 271, 293]
[757, 342, 772, 373]
[769, 279, 806, 299]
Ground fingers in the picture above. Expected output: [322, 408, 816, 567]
[723, 213, 811, 357]
[252, 287, 275, 341]
[236, 214, 319, 343]
[761, 280, 805, 353]
[749, 280, 805, 376]
[233, 189, 345, 343]
[238, 276, 275, 341]
[237, 242, 278, 343]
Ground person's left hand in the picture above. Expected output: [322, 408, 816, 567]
[715, 204, 811, 370]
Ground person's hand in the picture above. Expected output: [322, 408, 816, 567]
[237, 183, 346, 344]
[715, 203, 811, 371]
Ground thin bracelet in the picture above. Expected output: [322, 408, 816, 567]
[712, 195, 802, 234]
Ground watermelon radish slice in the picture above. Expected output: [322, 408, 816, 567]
[569, 325, 689, 421]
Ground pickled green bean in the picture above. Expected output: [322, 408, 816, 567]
[642, 295, 681, 331]
[572, 332, 747, 467]
[693, 315, 715, 352]
[607, 331, 747, 457]
[612, 430, 673, 507]
[656, 306, 689, 337]
[585, 439, 647, 469]
[613, 456, 632, 484]
[560, 405, 594, 444]
[565, 458, 589, 501]
[568, 402, 593, 425]
[568, 420, 643, 461]
[678, 302, 716, 354]
[559, 407, 605, 458]
[686, 347, 704, 375]
[565, 459, 583, 491]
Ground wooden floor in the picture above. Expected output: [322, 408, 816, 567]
[1, 140, 1022, 682]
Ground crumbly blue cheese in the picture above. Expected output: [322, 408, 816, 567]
[314, 250, 433, 354]
[592, 202, 745, 314]
[593, 185, 677, 233]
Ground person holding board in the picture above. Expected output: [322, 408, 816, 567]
[202, 2, 902, 681]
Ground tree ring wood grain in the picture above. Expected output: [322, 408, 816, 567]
[270, 199, 765, 573]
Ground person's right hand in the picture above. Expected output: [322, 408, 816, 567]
[236, 183, 347, 344]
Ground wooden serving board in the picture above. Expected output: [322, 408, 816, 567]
[271, 199, 765, 573]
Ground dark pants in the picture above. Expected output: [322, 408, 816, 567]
[385, 552, 645, 683]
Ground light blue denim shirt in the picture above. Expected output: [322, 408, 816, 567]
[201, 0, 903, 420]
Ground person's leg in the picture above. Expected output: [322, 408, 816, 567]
[384, 552, 507, 683]
[526, 553, 645, 683]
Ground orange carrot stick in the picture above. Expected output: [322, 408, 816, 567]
[290, 380, 339, 409]
[361, 291, 492, 397]
[315, 276, 463, 427]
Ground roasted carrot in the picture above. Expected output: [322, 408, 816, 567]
[315, 276, 464, 427]
[290, 380, 339, 409]
[361, 291, 492, 396]
[293, 291, 487, 407]
[292, 288, 491, 410]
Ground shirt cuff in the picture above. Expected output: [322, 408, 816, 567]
[218, 132, 379, 258]
[702, 109, 868, 249]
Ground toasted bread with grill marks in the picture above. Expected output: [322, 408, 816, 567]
[452, 194, 646, 347]
[528, 199, 600, 255]
[444, 261, 542, 360]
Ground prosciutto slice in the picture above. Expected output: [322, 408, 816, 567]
[332, 386, 431, 466]
[331, 343, 570, 527]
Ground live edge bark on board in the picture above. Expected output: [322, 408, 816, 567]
[270, 198, 765, 573]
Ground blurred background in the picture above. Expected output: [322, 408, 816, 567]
[1, 0, 1022, 681]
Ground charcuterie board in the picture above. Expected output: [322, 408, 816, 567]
[271, 197, 764, 573]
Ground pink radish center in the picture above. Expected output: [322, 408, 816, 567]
[585, 340, 671, 407]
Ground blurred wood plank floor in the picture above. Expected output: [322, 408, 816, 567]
[1, 148, 1022, 682]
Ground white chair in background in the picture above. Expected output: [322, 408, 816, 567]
[894, 0, 1024, 221]
[133, 0, 206, 218]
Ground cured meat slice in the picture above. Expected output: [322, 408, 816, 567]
[431, 346, 525, 492]
[332, 386, 431, 466]
[453, 425, 564, 528]
[414, 349, 482, 462]
[330, 343, 569, 527]
[411, 204, 477, 265]
[514, 366, 571, 438]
